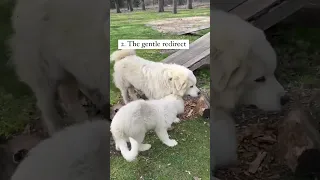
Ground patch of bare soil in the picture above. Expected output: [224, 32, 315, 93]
[146, 16, 210, 34]
[216, 87, 320, 180]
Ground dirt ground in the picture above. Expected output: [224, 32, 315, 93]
[146, 16, 210, 34]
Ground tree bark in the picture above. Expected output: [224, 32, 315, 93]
[158, 0, 164, 12]
[141, 0, 146, 10]
[172, 0, 177, 14]
[115, 0, 122, 13]
[187, 0, 192, 9]
[127, 0, 133, 11]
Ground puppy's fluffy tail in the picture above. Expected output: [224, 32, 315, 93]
[110, 49, 136, 62]
[118, 137, 139, 162]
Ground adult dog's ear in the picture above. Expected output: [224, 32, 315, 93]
[211, 46, 250, 92]
[168, 71, 188, 96]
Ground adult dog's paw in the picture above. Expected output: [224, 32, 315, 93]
[165, 139, 178, 147]
[174, 118, 181, 123]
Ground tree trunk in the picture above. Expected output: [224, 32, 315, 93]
[127, 0, 133, 11]
[178, 0, 184, 5]
[158, 0, 164, 12]
[141, 0, 146, 10]
[172, 0, 177, 14]
[187, 0, 192, 9]
[115, 0, 122, 13]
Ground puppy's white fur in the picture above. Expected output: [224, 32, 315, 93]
[11, 120, 110, 180]
[110, 94, 184, 162]
[111, 49, 200, 104]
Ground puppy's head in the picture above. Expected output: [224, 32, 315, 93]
[162, 94, 185, 114]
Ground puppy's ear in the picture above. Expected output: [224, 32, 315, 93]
[211, 46, 250, 92]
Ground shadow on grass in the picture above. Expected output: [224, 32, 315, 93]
[0, 1, 37, 139]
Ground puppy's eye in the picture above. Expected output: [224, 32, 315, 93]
[169, 78, 172, 81]
[190, 85, 193, 88]
[254, 76, 266, 82]
[114, 109, 119, 113]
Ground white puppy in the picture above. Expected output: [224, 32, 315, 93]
[110, 49, 200, 104]
[110, 94, 184, 162]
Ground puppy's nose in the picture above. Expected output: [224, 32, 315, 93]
[197, 91, 201, 96]
[280, 95, 290, 106]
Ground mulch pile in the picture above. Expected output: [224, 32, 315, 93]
[216, 87, 320, 180]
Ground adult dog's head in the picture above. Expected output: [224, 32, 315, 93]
[211, 31, 287, 112]
[167, 67, 200, 97]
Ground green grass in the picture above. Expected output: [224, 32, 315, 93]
[269, 25, 320, 87]
[110, 8, 211, 179]
[0, 1, 36, 138]
[111, 119, 210, 180]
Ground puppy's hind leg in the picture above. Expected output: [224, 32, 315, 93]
[134, 133, 151, 151]
[155, 128, 177, 147]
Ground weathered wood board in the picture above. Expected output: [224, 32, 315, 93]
[162, 32, 210, 71]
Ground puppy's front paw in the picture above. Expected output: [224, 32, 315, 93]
[139, 144, 151, 151]
[165, 139, 178, 147]
[174, 118, 181, 123]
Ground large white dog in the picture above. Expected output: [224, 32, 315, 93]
[110, 94, 184, 162]
[210, 9, 288, 174]
[10, 0, 110, 135]
[111, 49, 200, 104]
[210, 10, 287, 112]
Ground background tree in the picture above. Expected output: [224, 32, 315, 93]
[114, 0, 121, 13]
[187, 0, 192, 9]
[158, 0, 164, 12]
[172, 0, 177, 14]
[127, 0, 133, 11]
[141, 0, 146, 10]
[178, 0, 184, 5]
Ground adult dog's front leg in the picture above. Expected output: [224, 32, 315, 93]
[120, 88, 130, 104]
[155, 128, 177, 147]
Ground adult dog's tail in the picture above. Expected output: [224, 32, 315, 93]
[118, 137, 139, 162]
[110, 49, 136, 62]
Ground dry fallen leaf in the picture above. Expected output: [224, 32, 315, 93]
[187, 109, 194, 117]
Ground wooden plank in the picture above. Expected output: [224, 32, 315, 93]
[162, 32, 210, 65]
[182, 48, 210, 68]
[188, 55, 210, 71]
[229, 0, 280, 21]
[211, 0, 248, 11]
[252, 0, 307, 30]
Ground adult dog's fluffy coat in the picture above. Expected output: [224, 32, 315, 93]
[209, 9, 287, 174]
[9, 0, 110, 135]
[11, 120, 110, 180]
[110, 94, 184, 162]
[111, 49, 200, 104]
